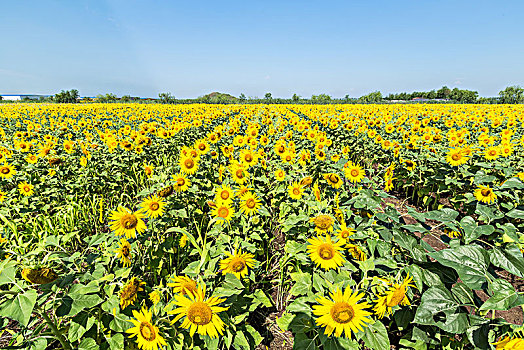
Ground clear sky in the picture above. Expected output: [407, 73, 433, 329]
[1, 0, 523, 98]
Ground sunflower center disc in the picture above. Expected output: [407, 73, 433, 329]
[187, 302, 212, 325]
[140, 322, 156, 341]
[150, 202, 160, 211]
[246, 198, 256, 209]
[329, 175, 338, 183]
[232, 259, 246, 272]
[121, 214, 138, 229]
[218, 207, 229, 218]
[452, 154, 461, 161]
[236, 170, 244, 178]
[318, 244, 334, 260]
[1, 168, 9, 174]
[331, 302, 355, 324]
[245, 155, 253, 162]
[177, 178, 185, 186]
[481, 189, 491, 197]
[185, 159, 194, 169]
[350, 169, 359, 177]
[293, 188, 300, 195]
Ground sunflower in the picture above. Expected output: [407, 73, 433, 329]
[109, 207, 147, 239]
[126, 307, 167, 350]
[120, 277, 145, 309]
[288, 181, 304, 200]
[220, 249, 256, 279]
[168, 275, 198, 296]
[168, 284, 229, 338]
[300, 176, 313, 187]
[307, 235, 345, 270]
[344, 163, 365, 183]
[180, 155, 199, 174]
[373, 275, 415, 318]
[212, 200, 235, 225]
[336, 224, 355, 245]
[446, 148, 469, 166]
[492, 336, 524, 349]
[239, 191, 262, 216]
[116, 238, 133, 267]
[215, 185, 234, 203]
[474, 185, 497, 204]
[231, 164, 249, 185]
[313, 287, 372, 338]
[149, 291, 161, 305]
[346, 244, 367, 261]
[194, 139, 210, 155]
[21, 267, 58, 285]
[18, 182, 34, 196]
[403, 159, 416, 171]
[484, 146, 500, 161]
[140, 195, 166, 219]
[274, 169, 286, 182]
[240, 149, 258, 167]
[384, 177, 395, 192]
[310, 214, 335, 234]
[25, 154, 38, 164]
[172, 173, 191, 192]
[324, 173, 343, 189]
[312, 182, 322, 201]
[0, 163, 16, 179]
[144, 163, 154, 177]
[157, 185, 174, 198]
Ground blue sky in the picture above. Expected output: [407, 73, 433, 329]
[1, 0, 523, 98]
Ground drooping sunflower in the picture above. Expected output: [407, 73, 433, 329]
[0, 191, 6, 202]
[344, 163, 365, 183]
[312, 287, 372, 338]
[168, 284, 229, 338]
[239, 191, 262, 216]
[180, 155, 199, 174]
[324, 173, 343, 189]
[157, 185, 174, 198]
[116, 238, 133, 267]
[346, 244, 367, 261]
[109, 207, 147, 239]
[0, 163, 16, 179]
[220, 249, 256, 279]
[140, 195, 166, 218]
[373, 275, 415, 318]
[212, 200, 235, 225]
[18, 182, 34, 196]
[310, 214, 335, 234]
[288, 181, 304, 200]
[126, 307, 167, 350]
[446, 148, 469, 166]
[120, 277, 145, 309]
[168, 275, 198, 296]
[403, 159, 416, 171]
[312, 182, 322, 201]
[215, 185, 234, 203]
[336, 224, 355, 245]
[474, 185, 497, 204]
[307, 235, 345, 270]
[300, 176, 313, 187]
[21, 267, 58, 285]
[149, 291, 161, 305]
[172, 173, 191, 192]
[144, 163, 154, 177]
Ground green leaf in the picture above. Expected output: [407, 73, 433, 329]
[480, 279, 524, 311]
[253, 289, 272, 307]
[490, 245, 524, 278]
[0, 289, 38, 326]
[460, 216, 495, 244]
[106, 333, 124, 350]
[233, 331, 250, 350]
[425, 208, 459, 222]
[0, 260, 16, 286]
[429, 245, 488, 289]
[414, 286, 459, 325]
[500, 177, 524, 189]
[506, 209, 524, 219]
[363, 320, 390, 350]
[276, 312, 294, 331]
[78, 337, 98, 350]
[290, 272, 312, 296]
[293, 332, 317, 350]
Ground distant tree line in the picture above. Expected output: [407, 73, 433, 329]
[3, 86, 524, 104]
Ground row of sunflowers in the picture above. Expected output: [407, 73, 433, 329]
[0, 103, 523, 349]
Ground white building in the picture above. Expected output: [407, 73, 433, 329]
[0, 94, 47, 101]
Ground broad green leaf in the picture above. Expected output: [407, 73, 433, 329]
[78, 337, 98, 350]
[414, 286, 459, 324]
[363, 320, 390, 350]
[293, 332, 317, 350]
[0, 260, 16, 285]
[506, 209, 524, 219]
[490, 245, 524, 278]
[0, 289, 38, 326]
[480, 279, 524, 311]
[233, 331, 250, 350]
[106, 333, 124, 350]
[429, 245, 488, 289]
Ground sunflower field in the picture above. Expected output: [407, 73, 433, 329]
[0, 103, 524, 350]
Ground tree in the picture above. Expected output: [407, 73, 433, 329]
[158, 92, 176, 104]
[358, 91, 382, 103]
[499, 86, 524, 104]
[53, 89, 79, 103]
[0, 95, 2, 101]
[239, 93, 246, 102]
[344, 94, 350, 101]
[292, 94, 300, 102]
[121, 95, 131, 102]
[264, 93, 272, 101]
[96, 93, 118, 103]
[437, 86, 451, 99]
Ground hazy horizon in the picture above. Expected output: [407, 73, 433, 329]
[1, 0, 523, 98]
